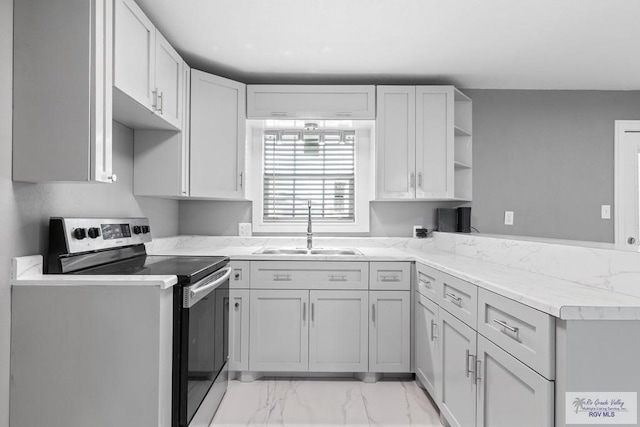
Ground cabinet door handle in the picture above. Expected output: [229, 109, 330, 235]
[410, 172, 416, 189]
[234, 302, 240, 309]
[157, 91, 164, 114]
[465, 350, 476, 379]
[311, 302, 315, 322]
[152, 88, 158, 111]
[302, 302, 307, 322]
[475, 359, 482, 383]
[446, 292, 463, 307]
[430, 319, 438, 341]
[108, 174, 117, 183]
[372, 304, 376, 323]
[239, 171, 243, 189]
[418, 172, 423, 189]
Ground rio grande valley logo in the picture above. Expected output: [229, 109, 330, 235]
[567, 393, 637, 425]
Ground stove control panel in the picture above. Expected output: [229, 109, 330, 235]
[50, 217, 152, 254]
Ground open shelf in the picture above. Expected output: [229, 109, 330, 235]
[453, 89, 472, 201]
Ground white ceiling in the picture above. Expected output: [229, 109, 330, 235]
[136, 0, 640, 90]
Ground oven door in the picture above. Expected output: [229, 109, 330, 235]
[174, 266, 231, 427]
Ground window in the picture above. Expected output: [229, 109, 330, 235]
[249, 122, 372, 233]
[263, 129, 356, 223]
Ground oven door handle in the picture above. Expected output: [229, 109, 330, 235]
[185, 266, 232, 308]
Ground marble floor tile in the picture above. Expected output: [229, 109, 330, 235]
[211, 379, 442, 426]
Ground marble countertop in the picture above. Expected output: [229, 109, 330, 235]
[146, 237, 640, 320]
[11, 255, 178, 290]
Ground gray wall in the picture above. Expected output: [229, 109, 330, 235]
[0, 0, 179, 423]
[178, 200, 461, 237]
[466, 89, 640, 242]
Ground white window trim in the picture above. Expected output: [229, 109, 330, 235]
[248, 124, 372, 233]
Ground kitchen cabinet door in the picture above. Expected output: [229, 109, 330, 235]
[439, 309, 477, 427]
[375, 86, 416, 199]
[369, 291, 411, 373]
[229, 290, 250, 372]
[415, 86, 454, 199]
[154, 31, 183, 130]
[476, 336, 554, 427]
[190, 70, 247, 199]
[308, 291, 368, 372]
[113, 0, 155, 111]
[415, 293, 440, 401]
[249, 290, 309, 371]
[13, 0, 114, 183]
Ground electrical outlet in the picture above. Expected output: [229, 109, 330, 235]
[238, 223, 252, 237]
[413, 225, 422, 238]
[504, 211, 514, 226]
[601, 205, 611, 220]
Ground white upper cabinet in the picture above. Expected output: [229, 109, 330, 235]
[376, 85, 472, 201]
[247, 85, 376, 119]
[113, 0, 183, 131]
[154, 32, 184, 129]
[13, 0, 115, 183]
[190, 70, 246, 199]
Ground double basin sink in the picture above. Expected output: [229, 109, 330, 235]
[255, 247, 363, 256]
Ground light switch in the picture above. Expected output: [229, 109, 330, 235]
[601, 205, 611, 220]
[238, 223, 252, 236]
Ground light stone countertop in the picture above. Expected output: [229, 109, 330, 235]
[12, 235, 640, 320]
[147, 237, 640, 321]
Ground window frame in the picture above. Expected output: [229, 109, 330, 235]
[249, 124, 372, 233]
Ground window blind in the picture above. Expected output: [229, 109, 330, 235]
[263, 129, 356, 222]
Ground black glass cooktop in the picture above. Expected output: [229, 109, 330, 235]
[72, 255, 229, 284]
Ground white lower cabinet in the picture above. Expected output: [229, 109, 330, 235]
[369, 291, 411, 373]
[415, 293, 440, 400]
[308, 291, 369, 372]
[439, 309, 478, 427]
[229, 289, 250, 372]
[249, 290, 309, 372]
[476, 336, 554, 427]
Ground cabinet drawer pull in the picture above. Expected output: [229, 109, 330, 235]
[494, 319, 519, 334]
[420, 279, 432, 288]
[430, 319, 438, 341]
[380, 274, 399, 282]
[273, 273, 292, 281]
[270, 112, 287, 117]
[328, 274, 347, 282]
[335, 112, 352, 117]
[446, 292, 463, 306]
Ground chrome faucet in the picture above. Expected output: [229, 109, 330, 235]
[306, 200, 313, 250]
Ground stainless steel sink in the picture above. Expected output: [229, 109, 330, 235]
[255, 247, 362, 256]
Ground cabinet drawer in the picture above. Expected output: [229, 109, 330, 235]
[229, 261, 250, 289]
[370, 262, 411, 290]
[251, 261, 369, 290]
[416, 263, 441, 302]
[439, 272, 478, 328]
[247, 85, 376, 119]
[478, 289, 555, 379]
